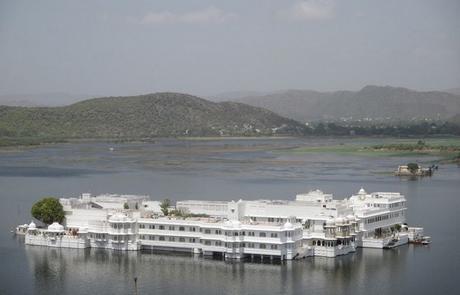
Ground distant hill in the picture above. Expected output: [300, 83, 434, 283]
[448, 114, 460, 126]
[0, 92, 307, 139]
[207, 90, 274, 102]
[445, 88, 460, 96]
[231, 86, 460, 122]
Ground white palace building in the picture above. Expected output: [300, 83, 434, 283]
[21, 188, 424, 260]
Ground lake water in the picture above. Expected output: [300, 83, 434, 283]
[0, 138, 458, 295]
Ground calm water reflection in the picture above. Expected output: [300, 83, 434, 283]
[0, 138, 458, 294]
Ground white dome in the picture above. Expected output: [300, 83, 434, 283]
[326, 218, 335, 225]
[28, 221, 37, 230]
[47, 222, 64, 232]
[346, 215, 355, 221]
[335, 217, 344, 224]
[284, 221, 294, 229]
[358, 187, 367, 195]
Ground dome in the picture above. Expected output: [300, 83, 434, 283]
[335, 217, 344, 224]
[47, 222, 64, 232]
[28, 221, 37, 230]
[283, 221, 294, 229]
[346, 215, 356, 222]
[325, 218, 335, 226]
[358, 187, 367, 195]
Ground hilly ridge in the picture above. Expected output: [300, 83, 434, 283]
[233, 85, 460, 122]
[0, 92, 307, 139]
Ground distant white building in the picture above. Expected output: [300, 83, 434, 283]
[23, 188, 421, 260]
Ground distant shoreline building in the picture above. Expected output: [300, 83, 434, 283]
[21, 189, 423, 260]
[395, 165, 434, 176]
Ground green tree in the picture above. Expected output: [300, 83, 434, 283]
[407, 163, 419, 174]
[123, 202, 129, 209]
[160, 199, 171, 216]
[31, 197, 65, 225]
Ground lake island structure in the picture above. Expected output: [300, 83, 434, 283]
[21, 188, 425, 260]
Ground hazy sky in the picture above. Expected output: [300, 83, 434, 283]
[1, 0, 459, 99]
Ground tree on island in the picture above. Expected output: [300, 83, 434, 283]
[31, 197, 65, 225]
[160, 199, 171, 216]
[407, 163, 419, 174]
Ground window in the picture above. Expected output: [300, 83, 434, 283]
[259, 232, 266, 237]
[179, 226, 185, 231]
[179, 237, 185, 242]
[204, 229, 211, 234]
[169, 237, 175, 242]
[270, 245, 278, 250]
[159, 236, 165, 241]
[204, 240, 211, 245]
[149, 224, 155, 229]
[159, 225, 165, 230]
[234, 232, 239, 236]
[259, 244, 266, 249]
[169, 226, 175, 231]
[216, 241, 222, 246]
[139, 224, 145, 229]
[149, 235, 155, 240]
[190, 238, 196, 243]
[270, 233, 278, 238]
[191, 227, 196, 232]
[215, 230, 221, 235]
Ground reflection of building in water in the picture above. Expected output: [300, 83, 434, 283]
[22, 188, 424, 260]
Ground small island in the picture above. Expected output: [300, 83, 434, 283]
[394, 163, 436, 177]
[17, 189, 430, 261]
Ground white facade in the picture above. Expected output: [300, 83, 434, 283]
[23, 188, 421, 260]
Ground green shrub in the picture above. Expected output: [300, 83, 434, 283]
[31, 197, 65, 225]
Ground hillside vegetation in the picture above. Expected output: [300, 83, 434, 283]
[233, 85, 460, 122]
[0, 92, 307, 142]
